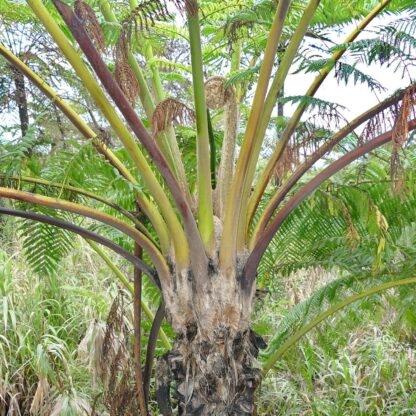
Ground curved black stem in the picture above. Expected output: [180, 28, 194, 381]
[207, 109, 216, 189]
[133, 243, 148, 415]
[144, 301, 165, 405]
[0, 206, 160, 287]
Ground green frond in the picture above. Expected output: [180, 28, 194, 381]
[334, 61, 385, 92]
[295, 58, 385, 93]
[261, 273, 369, 362]
[224, 63, 260, 88]
[152, 22, 190, 42]
[0, 0, 34, 23]
[261, 273, 416, 373]
[17, 208, 74, 276]
[201, 0, 249, 21]
[0, 126, 39, 176]
[101, 20, 122, 48]
[277, 95, 346, 115]
[333, 37, 413, 72]
[311, 0, 415, 29]
[257, 149, 416, 280]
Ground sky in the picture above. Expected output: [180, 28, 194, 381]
[283, 15, 413, 123]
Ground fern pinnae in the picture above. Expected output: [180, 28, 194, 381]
[74, 0, 106, 53]
[0, 125, 39, 177]
[151, 97, 195, 136]
[334, 61, 386, 92]
[113, 31, 139, 105]
[125, 0, 172, 34]
[17, 207, 74, 276]
[224, 63, 260, 89]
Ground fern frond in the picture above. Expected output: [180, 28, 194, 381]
[152, 97, 195, 135]
[0, 126, 39, 176]
[224, 63, 260, 88]
[17, 207, 74, 276]
[257, 149, 416, 280]
[334, 61, 385, 92]
[334, 38, 413, 72]
[277, 95, 346, 115]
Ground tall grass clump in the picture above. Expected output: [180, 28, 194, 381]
[256, 269, 416, 416]
[0, 234, 118, 415]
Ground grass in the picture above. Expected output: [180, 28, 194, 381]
[256, 269, 416, 415]
[0, 228, 171, 415]
[0, 236, 118, 415]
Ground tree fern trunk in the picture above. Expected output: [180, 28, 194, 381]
[156, 262, 264, 415]
[157, 328, 264, 415]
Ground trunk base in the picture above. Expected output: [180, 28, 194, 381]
[156, 328, 266, 415]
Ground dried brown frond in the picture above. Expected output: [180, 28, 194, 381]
[112, 30, 140, 105]
[391, 85, 416, 194]
[392, 87, 414, 147]
[391, 149, 406, 194]
[360, 112, 390, 145]
[74, 0, 106, 53]
[274, 107, 347, 185]
[114, 27, 130, 63]
[102, 294, 125, 370]
[105, 370, 137, 416]
[107, 347, 125, 396]
[152, 97, 195, 135]
[168, 0, 199, 16]
[360, 85, 416, 145]
[306, 109, 346, 132]
[274, 125, 328, 184]
[114, 59, 140, 105]
[97, 293, 138, 415]
[104, 346, 137, 415]
[274, 143, 297, 183]
[275, 141, 303, 182]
